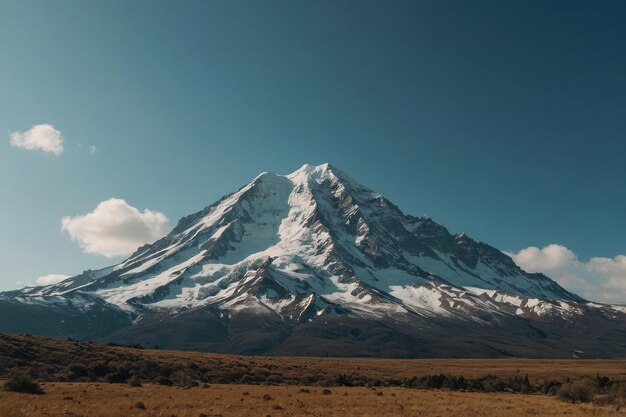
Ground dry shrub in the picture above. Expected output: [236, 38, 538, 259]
[128, 375, 142, 387]
[556, 379, 595, 403]
[600, 381, 626, 406]
[156, 376, 173, 386]
[68, 363, 87, 378]
[3, 372, 44, 395]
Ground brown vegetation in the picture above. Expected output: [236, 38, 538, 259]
[2, 333, 626, 416]
[1, 382, 625, 417]
[2, 372, 43, 395]
[2, 333, 626, 387]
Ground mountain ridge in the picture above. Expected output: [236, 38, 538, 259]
[1, 163, 625, 358]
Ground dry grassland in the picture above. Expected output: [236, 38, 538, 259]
[2, 382, 626, 417]
[3, 334, 626, 417]
[138, 351, 626, 381]
[3, 334, 626, 384]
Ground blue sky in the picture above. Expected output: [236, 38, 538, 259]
[1, 1, 625, 301]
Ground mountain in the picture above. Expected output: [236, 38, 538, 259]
[2, 163, 625, 357]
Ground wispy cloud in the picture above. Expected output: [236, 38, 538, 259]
[61, 198, 170, 257]
[507, 244, 626, 304]
[10, 124, 64, 155]
[36, 274, 71, 286]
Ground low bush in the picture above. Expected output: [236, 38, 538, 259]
[68, 363, 87, 378]
[128, 375, 142, 387]
[538, 379, 562, 395]
[156, 376, 173, 386]
[602, 381, 626, 406]
[401, 373, 533, 393]
[3, 372, 44, 395]
[556, 380, 595, 403]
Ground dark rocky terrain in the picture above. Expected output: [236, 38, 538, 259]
[1, 164, 625, 357]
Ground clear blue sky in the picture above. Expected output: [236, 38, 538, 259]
[1, 1, 625, 293]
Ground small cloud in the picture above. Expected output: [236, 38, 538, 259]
[36, 274, 71, 286]
[89, 145, 97, 154]
[10, 124, 64, 155]
[508, 244, 626, 304]
[61, 198, 170, 257]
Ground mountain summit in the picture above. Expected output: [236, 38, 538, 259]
[1, 164, 625, 357]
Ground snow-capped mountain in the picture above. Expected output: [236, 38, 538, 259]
[1, 164, 625, 357]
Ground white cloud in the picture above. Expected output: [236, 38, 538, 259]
[10, 124, 64, 155]
[36, 274, 71, 286]
[508, 244, 626, 304]
[61, 198, 170, 258]
[89, 145, 97, 154]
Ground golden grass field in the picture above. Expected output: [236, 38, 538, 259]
[137, 348, 626, 380]
[1, 381, 626, 417]
[5, 333, 626, 385]
[3, 334, 626, 417]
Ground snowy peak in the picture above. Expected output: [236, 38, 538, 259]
[4, 163, 626, 358]
[14, 164, 584, 321]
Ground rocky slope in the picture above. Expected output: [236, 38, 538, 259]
[2, 163, 625, 357]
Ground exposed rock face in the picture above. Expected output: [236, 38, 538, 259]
[2, 163, 624, 358]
